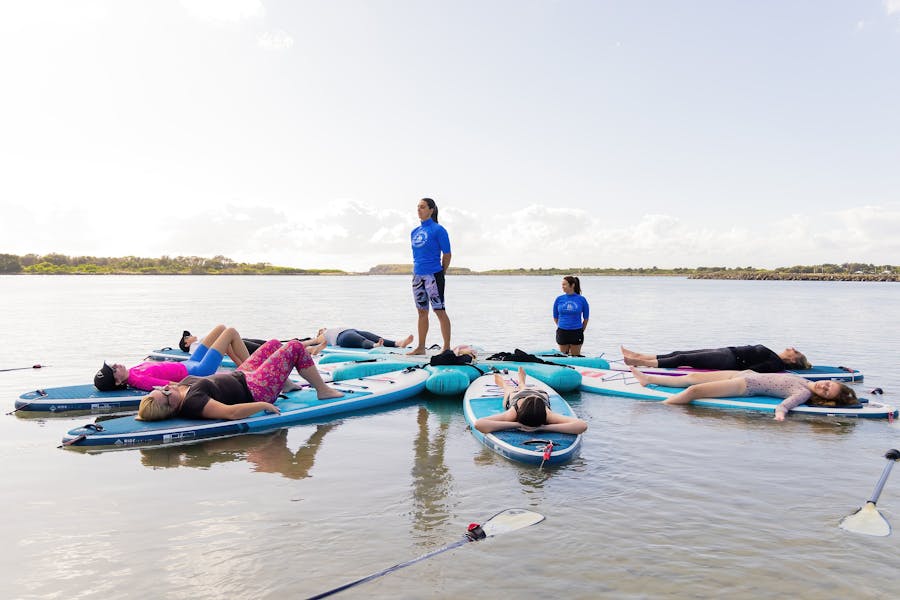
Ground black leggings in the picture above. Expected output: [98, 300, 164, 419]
[336, 329, 397, 350]
[656, 348, 738, 370]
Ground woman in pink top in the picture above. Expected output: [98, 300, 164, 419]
[94, 325, 250, 392]
[629, 367, 858, 421]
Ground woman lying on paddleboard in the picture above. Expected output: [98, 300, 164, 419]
[179, 330, 326, 356]
[96, 325, 252, 392]
[474, 367, 588, 434]
[629, 367, 858, 421]
[317, 327, 413, 351]
[621, 344, 811, 372]
[137, 339, 342, 421]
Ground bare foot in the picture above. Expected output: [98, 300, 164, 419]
[629, 366, 650, 387]
[373, 338, 384, 348]
[282, 379, 304, 393]
[621, 345, 635, 358]
[517, 366, 527, 387]
[316, 387, 344, 400]
[406, 346, 426, 356]
[398, 335, 414, 348]
[662, 391, 690, 405]
[493, 373, 506, 389]
[308, 341, 327, 356]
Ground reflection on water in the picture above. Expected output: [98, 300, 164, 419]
[409, 406, 454, 543]
[138, 425, 338, 479]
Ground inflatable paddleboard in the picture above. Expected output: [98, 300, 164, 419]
[463, 371, 583, 465]
[61, 366, 429, 449]
[531, 350, 611, 369]
[15, 362, 361, 415]
[607, 362, 862, 382]
[577, 367, 894, 419]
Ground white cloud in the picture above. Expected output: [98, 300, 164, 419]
[258, 29, 294, 51]
[181, 0, 265, 23]
[4, 198, 899, 272]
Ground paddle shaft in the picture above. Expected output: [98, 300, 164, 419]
[306, 536, 471, 599]
[869, 449, 900, 504]
[0, 364, 48, 373]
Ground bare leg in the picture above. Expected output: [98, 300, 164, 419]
[209, 326, 250, 367]
[435, 309, 451, 352]
[200, 325, 227, 347]
[298, 365, 343, 400]
[516, 366, 527, 388]
[408, 309, 430, 355]
[569, 344, 583, 356]
[663, 378, 748, 405]
[631, 366, 739, 388]
[558, 344, 571, 354]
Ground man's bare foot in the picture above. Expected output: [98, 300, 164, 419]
[398, 335, 414, 348]
[406, 346, 426, 355]
[316, 387, 344, 400]
[629, 366, 650, 387]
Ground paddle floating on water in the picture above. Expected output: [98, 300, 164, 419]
[840, 449, 900, 537]
[305, 508, 545, 599]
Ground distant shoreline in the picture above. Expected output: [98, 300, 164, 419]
[1, 254, 896, 281]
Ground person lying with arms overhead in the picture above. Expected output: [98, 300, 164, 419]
[629, 367, 858, 421]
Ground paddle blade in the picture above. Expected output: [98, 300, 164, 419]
[481, 508, 545, 537]
[840, 502, 891, 537]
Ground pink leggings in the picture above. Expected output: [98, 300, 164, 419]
[237, 339, 314, 404]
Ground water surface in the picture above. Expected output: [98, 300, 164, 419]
[1, 275, 898, 599]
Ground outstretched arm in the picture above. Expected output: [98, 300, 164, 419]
[201, 399, 280, 420]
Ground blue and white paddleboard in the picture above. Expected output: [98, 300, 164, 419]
[16, 362, 358, 415]
[463, 372, 583, 465]
[61, 366, 429, 449]
[577, 367, 894, 419]
[607, 363, 863, 382]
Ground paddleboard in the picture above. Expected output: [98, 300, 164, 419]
[577, 367, 895, 419]
[16, 362, 349, 415]
[61, 366, 429, 449]
[607, 362, 863, 382]
[463, 372, 583, 465]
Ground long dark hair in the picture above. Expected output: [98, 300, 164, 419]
[421, 197, 438, 223]
[515, 395, 548, 427]
[806, 383, 858, 408]
[563, 275, 581, 294]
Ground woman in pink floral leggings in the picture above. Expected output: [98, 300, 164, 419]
[137, 339, 343, 421]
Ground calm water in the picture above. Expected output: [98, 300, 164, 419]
[1, 275, 899, 599]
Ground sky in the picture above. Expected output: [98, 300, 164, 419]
[1, 0, 899, 272]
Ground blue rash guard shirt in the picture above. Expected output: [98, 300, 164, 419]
[411, 218, 451, 275]
[553, 293, 590, 330]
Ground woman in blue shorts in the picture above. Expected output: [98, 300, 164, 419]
[408, 198, 452, 355]
[553, 275, 590, 356]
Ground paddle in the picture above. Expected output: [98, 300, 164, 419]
[840, 449, 900, 537]
[305, 508, 545, 599]
[0, 364, 49, 373]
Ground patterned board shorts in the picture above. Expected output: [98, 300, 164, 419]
[412, 271, 446, 310]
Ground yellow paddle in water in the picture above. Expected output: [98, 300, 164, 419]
[840, 449, 900, 537]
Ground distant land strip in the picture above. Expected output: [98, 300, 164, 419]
[0, 254, 897, 281]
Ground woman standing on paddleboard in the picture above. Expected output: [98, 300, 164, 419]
[553, 275, 589, 356]
[408, 198, 452, 355]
